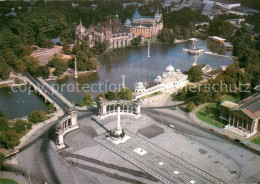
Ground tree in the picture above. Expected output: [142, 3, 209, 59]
[0, 117, 9, 131]
[47, 103, 56, 113]
[186, 102, 196, 112]
[48, 54, 68, 76]
[187, 65, 203, 82]
[14, 120, 27, 133]
[105, 91, 117, 100]
[0, 152, 5, 170]
[205, 106, 211, 115]
[81, 40, 90, 53]
[0, 63, 11, 80]
[83, 93, 93, 105]
[24, 56, 40, 77]
[117, 87, 133, 100]
[208, 18, 234, 39]
[37, 31, 54, 48]
[37, 66, 50, 79]
[158, 28, 175, 43]
[131, 36, 141, 47]
[29, 110, 47, 123]
[63, 41, 71, 54]
[238, 48, 259, 68]
[88, 57, 100, 70]
[0, 130, 20, 149]
[96, 40, 110, 52]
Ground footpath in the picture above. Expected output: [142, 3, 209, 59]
[0, 171, 29, 184]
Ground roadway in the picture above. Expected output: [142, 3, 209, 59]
[7, 87, 260, 184]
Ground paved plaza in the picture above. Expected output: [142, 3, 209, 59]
[95, 130, 224, 184]
[60, 111, 260, 184]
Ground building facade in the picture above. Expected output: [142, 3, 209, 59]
[134, 65, 188, 99]
[75, 9, 163, 48]
[75, 17, 132, 49]
[124, 9, 163, 38]
[220, 92, 260, 137]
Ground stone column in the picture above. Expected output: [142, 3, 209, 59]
[127, 104, 129, 113]
[228, 115, 231, 125]
[71, 114, 78, 127]
[58, 134, 64, 148]
[232, 115, 235, 127]
[251, 122, 254, 133]
[102, 104, 107, 115]
[136, 104, 141, 114]
[253, 120, 258, 132]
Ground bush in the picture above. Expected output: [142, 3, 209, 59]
[105, 91, 117, 101]
[117, 87, 133, 100]
[186, 102, 196, 112]
[77, 100, 86, 107]
[29, 110, 47, 123]
[83, 93, 93, 105]
[187, 65, 203, 82]
[0, 153, 5, 170]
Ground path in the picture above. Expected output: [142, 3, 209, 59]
[0, 171, 29, 184]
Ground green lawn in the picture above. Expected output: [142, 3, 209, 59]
[140, 91, 162, 99]
[220, 95, 240, 103]
[196, 95, 238, 128]
[251, 135, 260, 145]
[0, 178, 19, 184]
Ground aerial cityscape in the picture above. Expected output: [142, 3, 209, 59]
[0, 0, 259, 184]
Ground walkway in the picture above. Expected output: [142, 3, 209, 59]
[0, 171, 29, 184]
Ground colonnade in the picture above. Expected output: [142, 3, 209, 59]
[56, 109, 79, 149]
[98, 98, 141, 117]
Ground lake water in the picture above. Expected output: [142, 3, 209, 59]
[0, 39, 233, 118]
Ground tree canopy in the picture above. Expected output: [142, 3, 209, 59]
[187, 65, 203, 82]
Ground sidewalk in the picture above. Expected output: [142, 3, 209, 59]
[0, 171, 29, 184]
[16, 107, 64, 150]
[190, 103, 260, 151]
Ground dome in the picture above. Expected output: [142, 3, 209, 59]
[137, 82, 144, 86]
[156, 75, 162, 79]
[166, 65, 174, 72]
[176, 69, 181, 73]
[124, 18, 131, 26]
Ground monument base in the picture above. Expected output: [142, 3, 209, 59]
[106, 135, 131, 145]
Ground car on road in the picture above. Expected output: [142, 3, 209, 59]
[169, 125, 175, 128]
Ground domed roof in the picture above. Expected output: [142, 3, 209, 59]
[132, 8, 141, 20]
[137, 82, 144, 86]
[166, 65, 174, 72]
[156, 75, 162, 79]
[124, 18, 131, 26]
[176, 69, 181, 72]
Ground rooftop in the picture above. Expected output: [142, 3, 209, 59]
[235, 92, 260, 119]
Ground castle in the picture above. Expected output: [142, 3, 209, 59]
[75, 16, 132, 49]
[75, 9, 163, 49]
[124, 9, 163, 38]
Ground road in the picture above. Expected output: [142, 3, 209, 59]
[7, 95, 260, 184]
[31, 47, 62, 57]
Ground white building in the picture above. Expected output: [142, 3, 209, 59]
[134, 65, 188, 99]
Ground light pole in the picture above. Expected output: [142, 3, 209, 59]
[27, 170, 31, 184]
[74, 57, 78, 79]
[147, 37, 151, 58]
